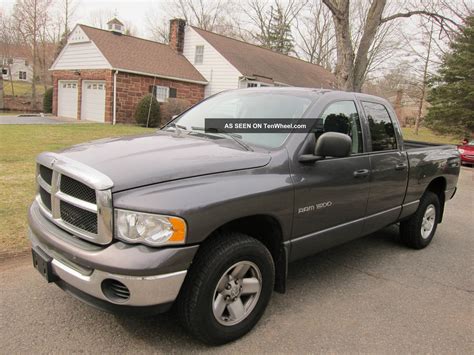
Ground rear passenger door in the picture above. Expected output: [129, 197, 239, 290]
[360, 100, 408, 234]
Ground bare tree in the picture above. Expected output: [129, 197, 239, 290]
[295, 0, 335, 69]
[0, 67, 3, 109]
[0, 11, 17, 96]
[321, 0, 463, 91]
[146, 16, 170, 43]
[414, 20, 434, 135]
[146, 0, 238, 43]
[242, 0, 307, 49]
[88, 9, 115, 29]
[12, 0, 53, 109]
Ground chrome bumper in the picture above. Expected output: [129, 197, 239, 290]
[51, 258, 187, 307]
[30, 230, 187, 307]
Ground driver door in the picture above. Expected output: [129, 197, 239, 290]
[289, 100, 371, 261]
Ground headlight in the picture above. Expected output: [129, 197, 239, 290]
[458, 148, 465, 154]
[114, 209, 186, 246]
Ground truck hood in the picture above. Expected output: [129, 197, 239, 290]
[59, 131, 271, 192]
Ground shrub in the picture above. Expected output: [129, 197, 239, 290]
[160, 98, 191, 124]
[43, 87, 53, 113]
[134, 94, 161, 127]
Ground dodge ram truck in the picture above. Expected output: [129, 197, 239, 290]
[28, 88, 460, 344]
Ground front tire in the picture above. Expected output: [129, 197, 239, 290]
[400, 191, 440, 249]
[177, 233, 275, 345]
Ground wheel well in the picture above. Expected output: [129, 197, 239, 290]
[207, 215, 287, 293]
[426, 177, 446, 222]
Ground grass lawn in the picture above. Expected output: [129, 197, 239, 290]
[3, 80, 48, 96]
[0, 124, 153, 256]
[0, 111, 26, 116]
[401, 127, 461, 145]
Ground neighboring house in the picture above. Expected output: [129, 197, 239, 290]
[50, 18, 206, 123]
[171, 19, 337, 96]
[1, 44, 33, 83]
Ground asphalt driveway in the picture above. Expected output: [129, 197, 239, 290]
[0, 115, 77, 124]
[1, 168, 472, 353]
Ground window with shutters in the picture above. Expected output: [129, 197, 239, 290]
[150, 85, 170, 102]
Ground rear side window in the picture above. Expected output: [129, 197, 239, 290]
[317, 101, 364, 153]
[362, 101, 397, 151]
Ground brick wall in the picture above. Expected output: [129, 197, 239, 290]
[115, 71, 204, 124]
[52, 69, 204, 124]
[52, 69, 113, 121]
[169, 19, 186, 54]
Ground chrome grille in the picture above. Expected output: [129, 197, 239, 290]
[60, 200, 98, 234]
[60, 175, 96, 203]
[35, 152, 113, 245]
[39, 186, 52, 211]
[39, 165, 53, 184]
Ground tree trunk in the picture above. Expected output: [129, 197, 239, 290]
[0, 76, 4, 110]
[414, 22, 433, 135]
[394, 89, 404, 126]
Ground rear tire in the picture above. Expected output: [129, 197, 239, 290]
[177, 233, 275, 345]
[400, 191, 440, 249]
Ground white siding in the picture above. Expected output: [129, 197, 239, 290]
[182, 27, 242, 97]
[2, 58, 33, 82]
[51, 27, 111, 70]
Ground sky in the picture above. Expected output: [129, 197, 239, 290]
[1, 0, 167, 37]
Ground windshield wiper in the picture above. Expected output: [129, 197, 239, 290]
[190, 126, 253, 151]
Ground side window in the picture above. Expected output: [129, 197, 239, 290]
[194, 45, 204, 64]
[362, 101, 397, 151]
[316, 101, 364, 154]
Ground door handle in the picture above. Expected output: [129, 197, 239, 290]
[395, 163, 407, 170]
[353, 169, 370, 178]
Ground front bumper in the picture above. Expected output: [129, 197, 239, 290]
[28, 201, 198, 311]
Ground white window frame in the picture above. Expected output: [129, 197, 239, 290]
[194, 45, 204, 64]
[154, 85, 170, 102]
[19, 71, 27, 80]
[246, 81, 272, 88]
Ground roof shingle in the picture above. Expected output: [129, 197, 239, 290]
[79, 25, 206, 83]
[191, 26, 337, 89]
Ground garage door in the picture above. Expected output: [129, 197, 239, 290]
[81, 81, 106, 122]
[58, 80, 78, 119]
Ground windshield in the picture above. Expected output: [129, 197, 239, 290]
[167, 90, 315, 148]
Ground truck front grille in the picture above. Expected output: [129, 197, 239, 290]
[39, 186, 52, 211]
[60, 175, 96, 204]
[35, 155, 113, 245]
[60, 200, 98, 234]
[39, 165, 53, 184]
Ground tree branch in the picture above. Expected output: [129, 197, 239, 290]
[381, 10, 461, 31]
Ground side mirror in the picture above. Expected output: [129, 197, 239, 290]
[299, 132, 352, 163]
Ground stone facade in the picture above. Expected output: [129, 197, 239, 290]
[52, 69, 205, 124]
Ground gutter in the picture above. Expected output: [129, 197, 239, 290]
[113, 70, 118, 125]
[112, 68, 208, 85]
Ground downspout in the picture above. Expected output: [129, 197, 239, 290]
[113, 70, 118, 125]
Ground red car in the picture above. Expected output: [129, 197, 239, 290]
[458, 140, 474, 166]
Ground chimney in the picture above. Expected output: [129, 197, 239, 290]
[169, 18, 186, 54]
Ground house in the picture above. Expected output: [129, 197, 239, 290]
[51, 17, 336, 123]
[1, 44, 33, 83]
[50, 18, 207, 123]
[171, 19, 337, 96]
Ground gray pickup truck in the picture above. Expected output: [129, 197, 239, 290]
[29, 88, 460, 344]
